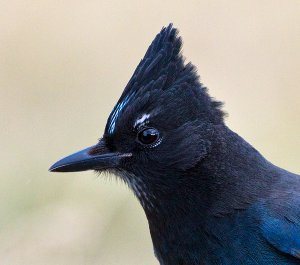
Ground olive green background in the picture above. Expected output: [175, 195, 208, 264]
[0, 1, 299, 264]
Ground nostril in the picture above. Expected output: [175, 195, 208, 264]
[88, 139, 110, 156]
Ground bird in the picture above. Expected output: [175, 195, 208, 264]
[49, 24, 300, 265]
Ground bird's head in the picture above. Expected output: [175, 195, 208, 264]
[50, 24, 224, 209]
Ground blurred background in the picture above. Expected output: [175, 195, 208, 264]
[0, 1, 299, 264]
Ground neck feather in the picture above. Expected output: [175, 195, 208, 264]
[130, 125, 278, 264]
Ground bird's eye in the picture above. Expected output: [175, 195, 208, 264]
[137, 128, 160, 146]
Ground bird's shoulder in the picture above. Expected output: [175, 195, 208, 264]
[257, 171, 300, 261]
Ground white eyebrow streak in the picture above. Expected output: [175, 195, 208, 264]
[134, 114, 150, 128]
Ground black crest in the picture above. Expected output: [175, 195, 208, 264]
[105, 24, 224, 135]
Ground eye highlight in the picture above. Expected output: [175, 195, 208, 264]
[137, 127, 160, 146]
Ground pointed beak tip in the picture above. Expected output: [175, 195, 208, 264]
[48, 162, 64, 172]
[48, 165, 58, 172]
[48, 146, 95, 173]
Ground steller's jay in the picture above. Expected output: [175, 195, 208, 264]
[50, 24, 300, 265]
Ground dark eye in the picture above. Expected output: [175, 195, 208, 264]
[137, 128, 160, 146]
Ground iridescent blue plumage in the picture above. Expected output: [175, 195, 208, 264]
[107, 93, 135, 134]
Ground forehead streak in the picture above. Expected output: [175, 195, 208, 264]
[108, 93, 134, 135]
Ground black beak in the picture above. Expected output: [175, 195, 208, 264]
[49, 140, 131, 173]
